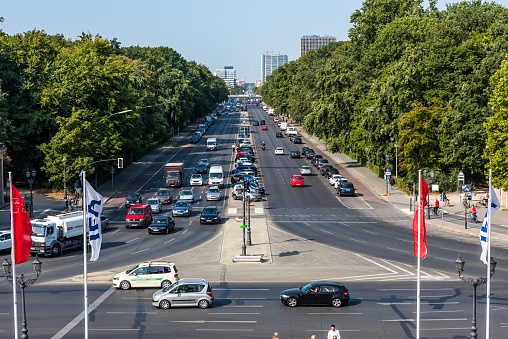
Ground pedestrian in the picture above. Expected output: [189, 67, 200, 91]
[328, 324, 340, 339]
[434, 198, 439, 215]
[272, 332, 279, 339]
[389, 176, 395, 189]
[311, 335, 317, 339]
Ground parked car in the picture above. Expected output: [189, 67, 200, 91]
[152, 278, 213, 309]
[179, 189, 195, 203]
[125, 193, 142, 208]
[200, 206, 221, 224]
[156, 189, 172, 204]
[320, 164, 333, 176]
[291, 175, 304, 187]
[206, 186, 222, 201]
[113, 261, 179, 290]
[329, 174, 343, 186]
[300, 165, 312, 176]
[290, 150, 300, 158]
[146, 198, 163, 213]
[148, 217, 175, 234]
[280, 281, 349, 308]
[172, 200, 192, 217]
[190, 174, 203, 186]
[337, 182, 356, 196]
[325, 168, 339, 179]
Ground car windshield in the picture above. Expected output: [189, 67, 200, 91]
[203, 207, 217, 214]
[167, 172, 179, 178]
[31, 225, 46, 237]
[147, 199, 158, 204]
[175, 202, 188, 208]
[125, 264, 139, 274]
[191, 174, 201, 179]
[152, 218, 168, 224]
[162, 281, 179, 292]
[127, 194, 138, 200]
[157, 190, 169, 196]
[209, 173, 222, 179]
[181, 191, 192, 196]
[343, 182, 354, 188]
[293, 176, 303, 180]
[208, 188, 220, 193]
[128, 208, 144, 215]
[302, 166, 310, 170]
[301, 283, 313, 293]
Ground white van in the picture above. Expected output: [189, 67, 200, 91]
[113, 261, 179, 290]
[286, 126, 297, 136]
[206, 137, 217, 151]
[208, 166, 224, 188]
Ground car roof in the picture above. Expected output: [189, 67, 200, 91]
[129, 203, 149, 208]
[312, 281, 345, 287]
[177, 278, 209, 284]
[139, 261, 175, 267]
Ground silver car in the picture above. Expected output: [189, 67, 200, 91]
[206, 186, 221, 201]
[179, 189, 194, 203]
[152, 278, 214, 309]
[300, 165, 312, 176]
[146, 198, 162, 213]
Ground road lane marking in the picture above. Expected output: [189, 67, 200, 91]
[414, 310, 464, 314]
[223, 305, 264, 307]
[164, 238, 175, 244]
[382, 318, 467, 322]
[208, 313, 260, 315]
[52, 287, 115, 339]
[106, 311, 157, 314]
[377, 302, 459, 305]
[348, 238, 367, 244]
[320, 229, 334, 234]
[196, 329, 254, 331]
[171, 320, 257, 323]
[131, 248, 150, 254]
[308, 312, 362, 315]
[387, 247, 411, 254]
[362, 230, 378, 235]
[126, 237, 138, 243]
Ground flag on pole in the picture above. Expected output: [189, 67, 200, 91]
[480, 185, 500, 264]
[11, 182, 32, 264]
[85, 180, 103, 261]
[413, 178, 429, 259]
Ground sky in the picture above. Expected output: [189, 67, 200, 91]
[0, 0, 478, 83]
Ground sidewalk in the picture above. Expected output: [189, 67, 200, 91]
[295, 125, 508, 243]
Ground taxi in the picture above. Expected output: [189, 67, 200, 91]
[291, 175, 304, 187]
[113, 261, 179, 290]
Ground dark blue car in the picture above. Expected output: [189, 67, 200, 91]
[336, 182, 355, 196]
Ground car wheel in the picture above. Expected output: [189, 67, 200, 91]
[286, 297, 298, 307]
[332, 298, 343, 308]
[161, 280, 172, 289]
[119, 280, 131, 290]
[159, 299, 171, 309]
[165, 227, 169, 234]
[198, 299, 210, 309]
[52, 244, 62, 257]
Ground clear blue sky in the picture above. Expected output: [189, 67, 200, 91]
[2, 1, 451, 83]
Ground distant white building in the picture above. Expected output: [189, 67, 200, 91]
[300, 35, 336, 57]
[261, 53, 288, 82]
[214, 66, 237, 87]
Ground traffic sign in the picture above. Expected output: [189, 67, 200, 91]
[386, 175, 391, 179]
[461, 184, 472, 192]
[386, 168, 391, 174]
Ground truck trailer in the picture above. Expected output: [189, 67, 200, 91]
[164, 162, 184, 187]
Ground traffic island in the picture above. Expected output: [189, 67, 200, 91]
[232, 254, 263, 263]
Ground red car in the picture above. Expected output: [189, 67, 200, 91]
[262, 125, 268, 130]
[291, 175, 304, 187]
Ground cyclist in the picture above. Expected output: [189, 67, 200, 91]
[434, 198, 439, 215]
[470, 205, 477, 221]
[261, 141, 266, 150]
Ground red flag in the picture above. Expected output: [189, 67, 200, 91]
[11, 184, 32, 264]
[413, 178, 429, 258]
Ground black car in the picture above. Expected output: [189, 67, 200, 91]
[275, 132, 283, 138]
[200, 206, 221, 224]
[320, 164, 333, 176]
[195, 163, 208, 174]
[253, 121, 260, 126]
[260, 120, 266, 125]
[190, 134, 200, 143]
[305, 151, 315, 159]
[280, 281, 349, 308]
[290, 150, 300, 158]
[125, 193, 142, 208]
[337, 182, 356, 196]
[293, 137, 302, 144]
[326, 168, 339, 178]
[148, 216, 175, 234]
[311, 154, 323, 165]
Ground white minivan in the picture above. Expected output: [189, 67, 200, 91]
[207, 137, 217, 151]
[286, 126, 297, 136]
[208, 166, 224, 188]
[113, 261, 179, 290]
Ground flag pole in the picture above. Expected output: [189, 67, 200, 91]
[9, 172, 19, 339]
[486, 168, 492, 338]
[82, 171, 89, 339]
[416, 170, 421, 339]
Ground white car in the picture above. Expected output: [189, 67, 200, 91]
[275, 147, 284, 155]
[329, 174, 343, 186]
[113, 261, 179, 290]
[0, 231, 11, 251]
[300, 166, 312, 176]
[190, 174, 203, 186]
[146, 198, 162, 213]
[179, 189, 195, 203]
[236, 160, 253, 167]
[334, 177, 348, 189]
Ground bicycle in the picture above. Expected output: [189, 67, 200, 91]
[442, 197, 450, 207]
[468, 213, 478, 223]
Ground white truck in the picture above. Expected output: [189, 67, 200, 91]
[30, 211, 85, 257]
[286, 126, 297, 136]
[207, 137, 217, 151]
[208, 165, 224, 188]
[279, 122, 287, 131]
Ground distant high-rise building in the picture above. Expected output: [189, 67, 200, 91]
[300, 35, 336, 57]
[214, 66, 237, 87]
[261, 53, 288, 82]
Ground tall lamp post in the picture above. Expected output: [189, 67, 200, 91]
[2, 256, 43, 339]
[0, 142, 7, 204]
[384, 154, 390, 195]
[390, 137, 398, 178]
[454, 254, 497, 339]
[422, 169, 434, 219]
[62, 157, 67, 201]
[25, 170, 36, 218]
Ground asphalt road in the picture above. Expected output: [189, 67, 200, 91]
[1, 104, 507, 338]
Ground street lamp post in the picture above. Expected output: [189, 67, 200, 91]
[62, 157, 67, 201]
[2, 256, 43, 339]
[454, 254, 497, 339]
[384, 154, 390, 195]
[423, 169, 434, 219]
[25, 170, 36, 218]
[390, 137, 398, 178]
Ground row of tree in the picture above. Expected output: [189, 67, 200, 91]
[259, 0, 508, 190]
[0, 26, 229, 188]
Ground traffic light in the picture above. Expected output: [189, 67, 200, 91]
[407, 182, 414, 192]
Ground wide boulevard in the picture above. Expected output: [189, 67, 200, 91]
[1, 105, 507, 338]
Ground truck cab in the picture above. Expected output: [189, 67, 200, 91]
[209, 166, 224, 188]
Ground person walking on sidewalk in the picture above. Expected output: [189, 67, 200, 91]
[434, 198, 439, 215]
[389, 177, 395, 189]
[327, 324, 340, 339]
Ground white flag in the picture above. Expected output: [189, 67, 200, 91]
[85, 180, 103, 261]
[480, 186, 500, 264]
